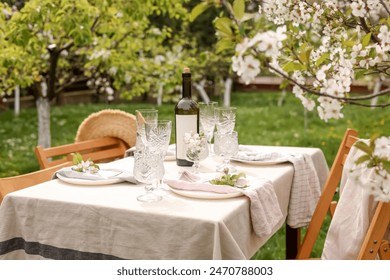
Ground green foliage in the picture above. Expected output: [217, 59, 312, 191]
[0, 0, 193, 101]
[232, 0, 245, 21]
[72, 152, 85, 166]
[1, 91, 389, 259]
[189, 1, 212, 22]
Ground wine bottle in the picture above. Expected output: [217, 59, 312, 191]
[175, 67, 199, 166]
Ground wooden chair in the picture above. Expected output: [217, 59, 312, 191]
[357, 201, 390, 260]
[296, 128, 358, 259]
[0, 162, 71, 204]
[34, 136, 127, 169]
[296, 128, 389, 260]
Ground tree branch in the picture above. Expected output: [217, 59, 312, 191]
[346, 100, 390, 108]
[58, 41, 74, 53]
[91, 16, 100, 32]
[359, 17, 379, 44]
[55, 76, 88, 95]
[47, 46, 60, 101]
[266, 62, 390, 103]
[220, 0, 241, 27]
[380, 0, 390, 15]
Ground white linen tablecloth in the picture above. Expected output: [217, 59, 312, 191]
[0, 145, 328, 260]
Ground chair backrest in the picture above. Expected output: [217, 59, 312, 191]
[35, 136, 127, 169]
[0, 162, 71, 204]
[296, 128, 358, 259]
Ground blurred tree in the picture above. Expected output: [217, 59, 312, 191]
[0, 0, 189, 147]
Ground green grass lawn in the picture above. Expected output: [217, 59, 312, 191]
[0, 90, 389, 259]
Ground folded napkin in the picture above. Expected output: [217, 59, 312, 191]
[54, 166, 137, 184]
[124, 144, 176, 159]
[234, 146, 321, 228]
[286, 153, 321, 228]
[233, 146, 289, 163]
[165, 170, 283, 238]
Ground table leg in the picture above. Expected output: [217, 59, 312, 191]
[286, 224, 300, 259]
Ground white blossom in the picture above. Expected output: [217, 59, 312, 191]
[89, 49, 111, 60]
[232, 55, 260, 85]
[373, 137, 390, 159]
[351, 0, 367, 18]
[292, 85, 315, 111]
[317, 97, 344, 121]
[105, 87, 114, 95]
[378, 25, 390, 47]
[109, 67, 117, 75]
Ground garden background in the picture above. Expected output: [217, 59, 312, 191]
[1, 0, 389, 259]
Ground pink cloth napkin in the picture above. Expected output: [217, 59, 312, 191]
[165, 170, 283, 238]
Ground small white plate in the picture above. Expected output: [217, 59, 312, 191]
[168, 186, 243, 200]
[230, 158, 288, 165]
[56, 173, 123, 186]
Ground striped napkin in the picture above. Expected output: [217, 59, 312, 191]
[233, 146, 321, 228]
[165, 170, 284, 238]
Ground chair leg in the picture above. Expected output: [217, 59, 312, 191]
[357, 202, 390, 259]
[378, 240, 389, 260]
[329, 201, 337, 219]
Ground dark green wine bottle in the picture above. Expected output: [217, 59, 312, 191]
[175, 67, 199, 166]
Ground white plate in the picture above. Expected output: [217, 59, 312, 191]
[231, 158, 288, 165]
[168, 186, 243, 200]
[56, 173, 123, 186]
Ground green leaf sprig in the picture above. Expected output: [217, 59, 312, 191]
[354, 135, 390, 174]
[209, 168, 249, 189]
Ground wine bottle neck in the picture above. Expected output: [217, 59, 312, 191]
[182, 74, 191, 98]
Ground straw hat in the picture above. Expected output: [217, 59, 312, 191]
[75, 109, 137, 148]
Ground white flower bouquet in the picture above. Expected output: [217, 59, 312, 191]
[184, 131, 208, 162]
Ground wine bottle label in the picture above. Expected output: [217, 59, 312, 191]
[175, 114, 197, 160]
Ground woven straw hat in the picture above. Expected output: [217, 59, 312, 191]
[75, 109, 137, 148]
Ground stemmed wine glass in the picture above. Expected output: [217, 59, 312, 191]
[215, 107, 236, 134]
[145, 120, 172, 195]
[214, 131, 239, 173]
[134, 150, 164, 202]
[198, 101, 218, 155]
[184, 132, 209, 173]
[135, 109, 158, 150]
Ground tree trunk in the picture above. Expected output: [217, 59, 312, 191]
[193, 80, 210, 103]
[14, 85, 20, 116]
[157, 83, 163, 106]
[371, 79, 381, 109]
[277, 89, 286, 107]
[36, 80, 51, 148]
[223, 77, 233, 107]
[36, 97, 51, 148]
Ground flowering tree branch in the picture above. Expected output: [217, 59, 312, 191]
[267, 61, 390, 102]
[194, 0, 390, 121]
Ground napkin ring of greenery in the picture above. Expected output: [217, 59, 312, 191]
[209, 168, 249, 189]
[71, 152, 100, 173]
